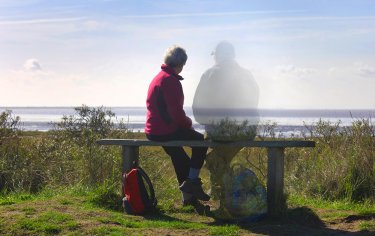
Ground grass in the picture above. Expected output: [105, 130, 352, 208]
[288, 194, 375, 215]
[359, 221, 375, 231]
[0, 186, 374, 235]
[89, 225, 130, 235]
[210, 225, 240, 236]
[0, 188, 56, 205]
[288, 194, 375, 234]
[18, 211, 80, 234]
[22, 207, 37, 215]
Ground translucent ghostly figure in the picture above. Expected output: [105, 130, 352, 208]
[193, 41, 260, 141]
[193, 41, 263, 220]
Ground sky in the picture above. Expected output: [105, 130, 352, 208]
[1, 0, 375, 109]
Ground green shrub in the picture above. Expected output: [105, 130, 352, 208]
[285, 119, 375, 202]
[0, 105, 128, 193]
[1, 107, 374, 205]
[52, 105, 124, 185]
[239, 119, 375, 203]
[0, 110, 22, 192]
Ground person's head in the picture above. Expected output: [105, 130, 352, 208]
[164, 45, 188, 74]
[212, 41, 235, 63]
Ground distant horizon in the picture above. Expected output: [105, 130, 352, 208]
[2, 106, 374, 132]
[1, 106, 374, 111]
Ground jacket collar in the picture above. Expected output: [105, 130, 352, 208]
[161, 64, 184, 80]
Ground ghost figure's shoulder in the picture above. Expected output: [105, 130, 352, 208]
[201, 66, 221, 79]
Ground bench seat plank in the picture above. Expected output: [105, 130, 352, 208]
[97, 139, 315, 148]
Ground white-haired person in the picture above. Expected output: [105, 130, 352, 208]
[145, 45, 210, 210]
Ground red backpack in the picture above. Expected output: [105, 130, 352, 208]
[122, 167, 157, 214]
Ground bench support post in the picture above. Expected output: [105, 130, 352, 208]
[121, 146, 139, 173]
[267, 147, 285, 217]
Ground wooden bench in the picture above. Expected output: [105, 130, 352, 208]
[97, 139, 315, 217]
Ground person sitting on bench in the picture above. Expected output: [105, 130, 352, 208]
[145, 45, 210, 207]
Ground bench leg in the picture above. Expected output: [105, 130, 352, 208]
[267, 147, 285, 217]
[121, 146, 139, 173]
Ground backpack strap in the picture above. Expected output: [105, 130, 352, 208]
[136, 167, 157, 208]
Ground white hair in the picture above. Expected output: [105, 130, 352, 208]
[164, 45, 188, 67]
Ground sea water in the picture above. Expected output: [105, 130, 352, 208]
[1, 107, 374, 137]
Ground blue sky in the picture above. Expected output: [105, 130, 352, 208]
[1, 0, 375, 109]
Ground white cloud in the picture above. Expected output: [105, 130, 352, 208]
[328, 67, 337, 74]
[23, 58, 42, 71]
[258, 63, 375, 109]
[121, 10, 303, 19]
[1, 69, 148, 106]
[277, 65, 315, 77]
[0, 17, 87, 26]
[82, 20, 101, 31]
[356, 63, 375, 78]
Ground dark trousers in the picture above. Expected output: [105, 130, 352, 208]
[147, 129, 208, 185]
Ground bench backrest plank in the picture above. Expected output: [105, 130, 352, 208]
[97, 139, 315, 148]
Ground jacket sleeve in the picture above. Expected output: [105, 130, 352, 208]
[162, 77, 192, 129]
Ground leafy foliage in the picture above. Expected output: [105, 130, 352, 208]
[240, 118, 375, 202]
[0, 105, 129, 193]
[1, 107, 375, 205]
[0, 110, 20, 142]
[283, 119, 373, 202]
[206, 118, 257, 141]
[52, 105, 127, 185]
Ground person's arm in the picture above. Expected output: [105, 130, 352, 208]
[162, 77, 192, 129]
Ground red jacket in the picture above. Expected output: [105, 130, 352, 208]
[145, 64, 192, 135]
